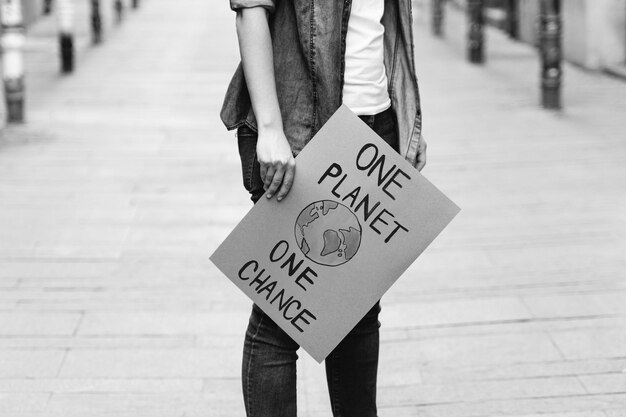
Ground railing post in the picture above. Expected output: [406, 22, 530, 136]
[467, 0, 484, 64]
[57, 0, 75, 73]
[431, 0, 444, 37]
[91, 0, 102, 44]
[539, 0, 562, 109]
[115, 0, 124, 24]
[0, 0, 26, 123]
[505, 0, 518, 39]
[43, 0, 53, 15]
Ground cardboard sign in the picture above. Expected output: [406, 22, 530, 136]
[210, 105, 460, 362]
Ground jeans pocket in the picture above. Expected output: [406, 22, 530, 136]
[237, 126, 259, 193]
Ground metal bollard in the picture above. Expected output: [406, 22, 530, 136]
[115, 0, 124, 24]
[539, 0, 562, 109]
[91, 0, 102, 44]
[0, 0, 26, 123]
[431, 0, 444, 37]
[467, 0, 484, 64]
[43, 0, 53, 15]
[505, 0, 518, 39]
[57, 0, 75, 73]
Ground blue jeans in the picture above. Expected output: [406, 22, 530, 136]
[236, 106, 398, 417]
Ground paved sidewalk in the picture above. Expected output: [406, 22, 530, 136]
[0, 1, 625, 416]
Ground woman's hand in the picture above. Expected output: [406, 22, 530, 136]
[257, 127, 296, 201]
[415, 135, 427, 171]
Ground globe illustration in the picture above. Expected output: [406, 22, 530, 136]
[294, 200, 362, 267]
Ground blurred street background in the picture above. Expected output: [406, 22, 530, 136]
[0, 0, 625, 416]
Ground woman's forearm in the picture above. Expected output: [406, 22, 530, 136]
[235, 7, 295, 202]
[235, 7, 283, 132]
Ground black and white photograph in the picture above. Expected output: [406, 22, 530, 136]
[0, 0, 625, 416]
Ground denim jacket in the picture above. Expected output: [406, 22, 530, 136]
[221, 0, 422, 166]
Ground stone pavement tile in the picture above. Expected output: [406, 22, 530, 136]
[379, 393, 626, 417]
[483, 244, 625, 281]
[381, 296, 531, 328]
[0, 335, 195, 350]
[120, 243, 214, 259]
[378, 375, 585, 406]
[380, 338, 429, 365]
[0, 378, 202, 393]
[92, 257, 215, 288]
[0, 260, 117, 280]
[385, 246, 492, 291]
[539, 317, 626, 334]
[133, 203, 248, 227]
[606, 411, 626, 417]
[388, 250, 619, 302]
[0, 393, 49, 413]
[0, 278, 18, 289]
[77, 311, 248, 337]
[59, 348, 239, 379]
[0, 413, 46, 417]
[551, 328, 626, 360]
[24, 244, 123, 259]
[0, 312, 81, 335]
[385, 271, 624, 304]
[476, 413, 608, 417]
[405, 332, 563, 366]
[579, 373, 626, 395]
[11, 287, 216, 312]
[296, 355, 333, 415]
[0, 219, 127, 245]
[0, 350, 66, 378]
[124, 224, 212, 244]
[394, 316, 626, 344]
[378, 341, 425, 386]
[46, 387, 242, 417]
[522, 293, 626, 318]
[0, 300, 17, 310]
[418, 357, 626, 384]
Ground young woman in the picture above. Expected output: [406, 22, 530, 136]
[221, 1, 427, 416]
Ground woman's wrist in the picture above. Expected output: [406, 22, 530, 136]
[256, 114, 283, 133]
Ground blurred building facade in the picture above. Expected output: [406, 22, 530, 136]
[517, 0, 625, 72]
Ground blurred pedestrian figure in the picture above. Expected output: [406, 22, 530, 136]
[220, 1, 427, 416]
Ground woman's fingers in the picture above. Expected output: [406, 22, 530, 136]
[265, 163, 286, 198]
[260, 163, 269, 187]
[262, 164, 275, 190]
[275, 159, 296, 201]
[259, 157, 295, 200]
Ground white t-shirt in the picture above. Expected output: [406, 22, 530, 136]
[342, 0, 391, 116]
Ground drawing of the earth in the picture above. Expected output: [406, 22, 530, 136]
[294, 200, 362, 267]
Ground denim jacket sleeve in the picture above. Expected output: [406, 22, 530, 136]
[230, 0, 275, 13]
